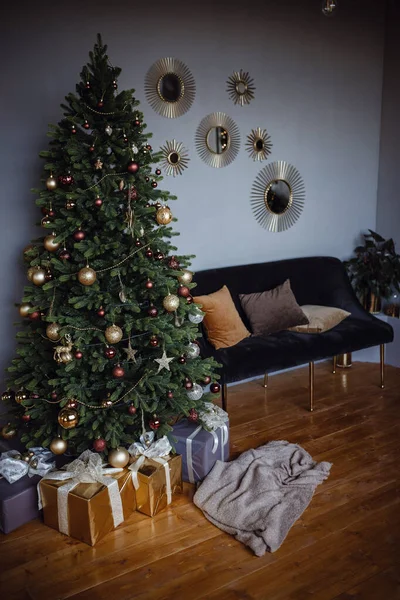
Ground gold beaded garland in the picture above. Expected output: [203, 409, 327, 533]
[78, 267, 97, 286]
[105, 325, 123, 344]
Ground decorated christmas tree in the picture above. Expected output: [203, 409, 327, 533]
[1, 35, 220, 459]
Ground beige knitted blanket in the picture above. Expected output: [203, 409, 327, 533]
[194, 440, 332, 556]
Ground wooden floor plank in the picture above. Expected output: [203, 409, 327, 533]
[0, 362, 399, 600]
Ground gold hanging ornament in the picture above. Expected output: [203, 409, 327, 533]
[19, 303, 32, 318]
[46, 174, 58, 191]
[15, 389, 29, 404]
[65, 199, 76, 210]
[27, 266, 36, 282]
[53, 334, 74, 363]
[105, 325, 123, 344]
[58, 407, 79, 429]
[1, 424, 17, 439]
[78, 266, 97, 286]
[163, 294, 180, 312]
[177, 269, 193, 285]
[46, 323, 61, 341]
[32, 267, 47, 287]
[156, 206, 173, 225]
[49, 436, 68, 455]
[44, 233, 61, 252]
[107, 447, 130, 468]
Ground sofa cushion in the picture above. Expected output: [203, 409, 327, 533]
[239, 279, 309, 336]
[193, 285, 251, 350]
[289, 305, 351, 333]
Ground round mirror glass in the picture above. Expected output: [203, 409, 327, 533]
[265, 179, 292, 214]
[235, 81, 247, 95]
[168, 151, 180, 165]
[254, 139, 264, 151]
[206, 127, 229, 154]
[157, 73, 183, 103]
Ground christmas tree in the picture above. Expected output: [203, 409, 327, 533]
[1, 35, 220, 458]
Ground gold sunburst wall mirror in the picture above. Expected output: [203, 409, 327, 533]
[160, 140, 189, 177]
[251, 161, 305, 232]
[145, 57, 195, 118]
[226, 70, 255, 106]
[195, 112, 240, 168]
[246, 128, 273, 161]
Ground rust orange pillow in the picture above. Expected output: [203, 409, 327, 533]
[193, 285, 251, 349]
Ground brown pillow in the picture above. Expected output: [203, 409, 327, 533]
[239, 279, 308, 336]
[289, 305, 350, 333]
[193, 285, 251, 349]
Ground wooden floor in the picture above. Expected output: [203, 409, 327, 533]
[1, 361, 400, 600]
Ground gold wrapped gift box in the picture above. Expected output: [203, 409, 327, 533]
[40, 469, 136, 546]
[133, 454, 182, 517]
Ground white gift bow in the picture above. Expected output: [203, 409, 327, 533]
[186, 424, 229, 484]
[197, 402, 229, 432]
[128, 434, 172, 505]
[0, 447, 55, 484]
[38, 449, 124, 536]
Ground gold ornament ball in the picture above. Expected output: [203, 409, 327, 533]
[30, 458, 39, 469]
[60, 351, 73, 364]
[46, 175, 58, 190]
[58, 407, 79, 430]
[27, 267, 36, 282]
[177, 269, 193, 285]
[78, 267, 97, 286]
[65, 200, 76, 210]
[32, 268, 47, 287]
[163, 294, 180, 312]
[105, 325, 123, 344]
[49, 436, 68, 455]
[15, 389, 29, 404]
[1, 424, 17, 439]
[44, 234, 60, 253]
[23, 244, 37, 262]
[156, 206, 173, 225]
[19, 303, 32, 318]
[46, 322, 61, 341]
[108, 447, 130, 468]
[21, 452, 31, 463]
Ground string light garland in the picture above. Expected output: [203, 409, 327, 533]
[83, 102, 130, 117]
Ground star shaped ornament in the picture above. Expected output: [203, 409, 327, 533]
[155, 350, 174, 373]
[123, 345, 138, 363]
[94, 158, 103, 170]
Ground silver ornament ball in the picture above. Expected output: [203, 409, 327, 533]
[186, 383, 203, 401]
[186, 342, 200, 359]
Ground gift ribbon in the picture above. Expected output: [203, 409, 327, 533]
[38, 450, 124, 536]
[128, 433, 173, 505]
[0, 447, 55, 484]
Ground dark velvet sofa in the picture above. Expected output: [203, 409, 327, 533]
[194, 256, 394, 411]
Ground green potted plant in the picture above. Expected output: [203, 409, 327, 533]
[344, 230, 400, 313]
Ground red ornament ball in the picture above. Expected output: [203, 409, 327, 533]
[104, 346, 116, 359]
[134, 119, 141, 127]
[178, 285, 190, 298]
[145, 248, 153, 259]
[51, 391, 58, 400]
[135, 239, 142, 248]
[167, 390, 174, 399]
[89, 145, 95, 152]
[186, 295, 194, 304]
[59, 249, 71, 260]
[112, 80, 118, 89]
[112, 365, 125, 378]
[145, 176, 150, 182]
[184, 379, 193, 390]
[94, 197, 103, 207]
[71, 126, 77, 135]
[168, 256, 180, 270]
[73, 230, 85, 242]
[178, 356, 186, 364]
[83, 120, 90, 129]
[93, 438, 106, 452]
[149, 417, 161, 430]
[151, 181, 158, 188]
[145, 280, 153, 289]
[146, 145, 152, 151]
[30, 393, 40, 400]
[188, 408, 198, 422]
[149, 336, 159, 347]
[210, 383, 221, 394]
[148, 306, 158, 318]
[74, 350, 83, 360]
[97, 307, 105, 317]
[85, 81, 91, 89]
[128, 405, 137, 415]
[155, 169, 161, 175]
[22, 414, 31, 422]
[203, 376, 212, 385]
[67, 399, 78, 409]
[29, 311, 41, 321]
[127, 161, 139, 174]
[48, 209, 55, 218]
[155, 251, 165, 261]
[97, 100, 104, 108]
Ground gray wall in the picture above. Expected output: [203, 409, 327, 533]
[376, 0, 400, 249]
[0, 0, 386, 383]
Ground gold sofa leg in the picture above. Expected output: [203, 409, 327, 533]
[263, 373, 268, 388]
[380, 344, 385, 389]
[309, 361, 315, 412]
[332, 356, 337, 374]
[222, 384, 228, 411]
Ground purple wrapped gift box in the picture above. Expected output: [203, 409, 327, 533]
[0, 474, 41, 534]
[171, 419, 229, 483]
